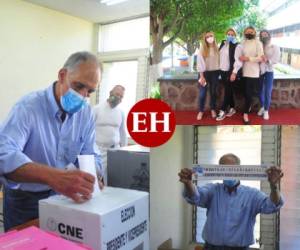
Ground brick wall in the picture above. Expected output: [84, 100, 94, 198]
[159, 77, 300, 111]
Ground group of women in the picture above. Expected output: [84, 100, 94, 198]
[196, 26, 281, 124]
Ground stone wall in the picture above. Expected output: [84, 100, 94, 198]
[159, 77, 300, 111]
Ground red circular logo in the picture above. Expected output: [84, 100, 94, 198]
[127, 99, 176, 147]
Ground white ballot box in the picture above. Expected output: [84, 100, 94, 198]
[39, 187, 149, 250]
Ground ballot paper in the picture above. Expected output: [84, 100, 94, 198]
[78, 155, 101, 196]
[192, 164, 269, 180]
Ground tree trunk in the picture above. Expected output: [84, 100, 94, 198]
[187, 41, 196, 72]
[150, 34, 164, 85]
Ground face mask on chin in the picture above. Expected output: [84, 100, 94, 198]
[60, 88, 87, 114]
[108, 95, 121, 108]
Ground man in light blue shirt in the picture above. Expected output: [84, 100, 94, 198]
[0, 51, 103, 231]
[179, 154, 284, 250]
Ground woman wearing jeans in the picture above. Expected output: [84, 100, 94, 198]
[197, 31, 220, 121]
[231, 26, 264, 124]
[257, 30, 281, 120]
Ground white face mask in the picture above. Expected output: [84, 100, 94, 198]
[206, 36, 214, 44]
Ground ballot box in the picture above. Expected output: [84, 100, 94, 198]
[39, 187, 149, 250]
[107, 145, 149, 192]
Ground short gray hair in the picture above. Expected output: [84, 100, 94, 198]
[219, 153, 241, 165]
[63, 51, 102, 72]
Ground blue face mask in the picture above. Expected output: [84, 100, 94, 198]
[226, 35, 237, 44]
[223, 179, 239, 188]
[60, 88, 87, 114]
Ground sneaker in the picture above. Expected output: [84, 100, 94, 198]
[257, 107, 264, 116]
[263, 111, 269, 120]
[226, 108, 236, 117]
[197, 112, 204, 120]
[211, 110, 217, 119]
[243, 113, 250, 125]
[216, 110, 226, 121]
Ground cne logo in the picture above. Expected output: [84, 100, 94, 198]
[127, 99, 176, 147]
[46, 218, 84, 240]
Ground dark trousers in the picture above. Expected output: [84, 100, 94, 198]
[243, 77, 259, 114]
[3, 187, 55, 231]
[199, 70, 220, 112]
[204, 242, 249, 250]
[259, 71, 274, 110]
[220, 71, 235, 111]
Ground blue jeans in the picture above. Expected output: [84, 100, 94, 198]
[259, 71, 274, 110]
[199, 71, 220, 112]
[3, 187, 55, 231]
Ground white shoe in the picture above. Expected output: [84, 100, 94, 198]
[226, 108, 236, 117]
[263, 111, 269, 120]
[257, 107, 264, 116]
[216, 110, 226, 121]
[197, 112, 204, 120]
[211, 110, 217, 119]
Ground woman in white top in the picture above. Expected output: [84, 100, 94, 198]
[216, 28, 240, 121]
[197, 31, 220, 121]
[231, 26, 264, 124]
[257, 30, 281, 120]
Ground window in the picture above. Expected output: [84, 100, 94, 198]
[194, 126, 262, 248]
[97, 60, 138, 133]
[98, 17, 149, 52]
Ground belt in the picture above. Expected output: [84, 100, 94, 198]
[99, 143, 118, 148]
[5, 188, 54, 196]
[205, 243, 248, 250]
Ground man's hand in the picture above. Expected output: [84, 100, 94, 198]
[230, 73, 236, 82]
[267, 166, 283, 186]
[266, 166, 283, 205]
[178, 168, 196, 197]
[48, 170, 95, 203]
[178, 168, 193, 184]
[239, 55, 249, 62]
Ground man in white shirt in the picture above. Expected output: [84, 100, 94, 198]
[93, 85, 128, 184]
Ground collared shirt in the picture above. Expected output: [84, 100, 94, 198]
[0, 83, 102, 192]
[93, 101, 127, 148]
[183, 183, 283, 247]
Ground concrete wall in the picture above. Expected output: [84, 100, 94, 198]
[150, 126, 193, 250]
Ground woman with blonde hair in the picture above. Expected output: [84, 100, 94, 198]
[216, 27, 240, 121]
[231, 26, 264, 124]
[197, 31, 220, 120]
